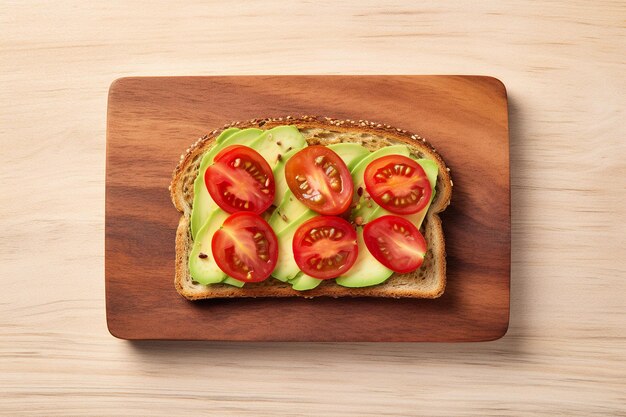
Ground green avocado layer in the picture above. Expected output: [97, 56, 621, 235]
[188, 126, 307, 287]
[187, 127, 439, 290]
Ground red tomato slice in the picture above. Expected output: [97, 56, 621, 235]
[364, 155, 432, 215]
[293, 216, 358, 279]
[211, 212, 278, 282]
[363, 215, 427, 273]
[205, 145, 275, 214]
[285, 146, 354, 215]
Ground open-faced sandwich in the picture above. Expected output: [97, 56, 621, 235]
[170, 116, 452, 299]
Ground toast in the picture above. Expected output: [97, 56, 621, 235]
[170, 116, 452, 299]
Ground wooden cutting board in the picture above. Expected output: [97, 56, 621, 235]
[105, 76, 510, 342]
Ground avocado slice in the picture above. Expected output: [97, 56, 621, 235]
[327, 143, 370, 170]
[272, 211, 317, 282]
[188, 209, 229, 285]
[352, 194, 378, 224]
[272, 147, 300, 206]
[288, 272, 323, 291]
[222, 276, 245, 288]
[335, 229, 393, 288]
[215, 127, 240, 145]
[189, 209, 248, 287]
[269, 192, 312, 234]
[249, 126, 308, 168]
[190, 128, 264, 238]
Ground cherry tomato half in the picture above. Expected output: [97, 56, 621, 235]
[363, 155, 432, 215]
[363, 215, 427, 273]
[211, 212, 278, 282]
[292, 216, 358, 279]
[205, 145, 275, 214]
[285, 146, 354, 215]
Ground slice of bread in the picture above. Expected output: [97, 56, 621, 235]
[170, 116, 452, 299]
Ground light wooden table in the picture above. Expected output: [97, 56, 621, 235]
[1, 1, 624, 416]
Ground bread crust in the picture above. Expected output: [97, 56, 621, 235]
[170, 116, 452, 299]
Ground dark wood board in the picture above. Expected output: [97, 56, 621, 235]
[105, 76, 510, 342]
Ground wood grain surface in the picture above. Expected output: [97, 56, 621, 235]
[1, 1, 625, 415]
[105, 75, 510, 342]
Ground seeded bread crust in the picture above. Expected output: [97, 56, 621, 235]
[170, 116, 452, 299]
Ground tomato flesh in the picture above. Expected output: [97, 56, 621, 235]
[293, 216, 358, 279]
[205, 145, 275, 214]
[363, 215, 427, 273]
[212, 212, 278, 282]
[364, 155, 432, 215]
[285, 146, 354, 215]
